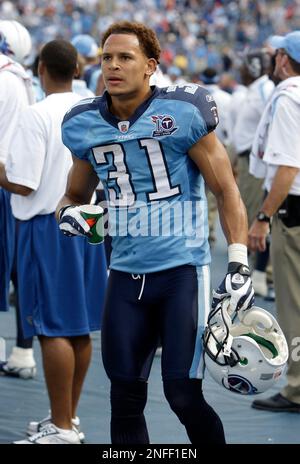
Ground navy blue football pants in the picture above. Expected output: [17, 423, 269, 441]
[101, 265, 225, 444]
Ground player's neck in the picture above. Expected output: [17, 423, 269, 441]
[44, 82, 73, 96]
[109, 87, 153, 120]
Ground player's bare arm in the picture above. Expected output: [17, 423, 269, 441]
[188, 131, 248, 245]
[55, 156, 99, 221]
[0, 161, 33, 196]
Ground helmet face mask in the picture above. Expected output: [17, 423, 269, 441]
[203, 299, 288, 395]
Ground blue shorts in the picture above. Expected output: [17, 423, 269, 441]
[17, 213, 107, 338]
[0, 189, 15, 312]
[101, 264, 210, 381]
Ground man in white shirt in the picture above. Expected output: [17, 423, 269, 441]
[249, 31, 300, 413]
[233, 49, 274, 226]
[0, 39, 107, 443]
[233, 49, 274, 296]
[0, 19, 36, 378]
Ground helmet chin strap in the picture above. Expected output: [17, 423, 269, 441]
[222, 333, 233, 357]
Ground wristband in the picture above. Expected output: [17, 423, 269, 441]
[228, 243, 248, 266]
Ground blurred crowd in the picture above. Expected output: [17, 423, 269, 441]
[1, 0, 300, 76]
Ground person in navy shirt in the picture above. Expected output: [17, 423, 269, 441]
[57, 21, 254, 445]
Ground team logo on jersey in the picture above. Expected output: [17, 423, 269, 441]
[118, 121, 130, 133]
[151, 115, 178, 137]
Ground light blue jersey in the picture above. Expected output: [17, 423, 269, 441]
[62, 84, 219, 273]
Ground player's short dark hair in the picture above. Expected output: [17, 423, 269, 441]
[101, 21, 161, 63]
[40, 39, 77, 82]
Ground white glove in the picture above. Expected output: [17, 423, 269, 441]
[212, 262, 255, 313]
[58, 205, 92, 237]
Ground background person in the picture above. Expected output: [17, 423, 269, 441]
[249, 31, 300, 413]
[0, 39, 107, 443]
[0, 19, 36, 379]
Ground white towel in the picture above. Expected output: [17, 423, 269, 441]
[250, 76, 300, 178]
[0, 54, 35, 105]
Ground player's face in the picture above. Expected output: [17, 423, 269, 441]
[101, 34, 155, 97]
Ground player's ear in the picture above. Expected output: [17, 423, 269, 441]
[38, 60, 45, 78]
[74, 63, 80, 79]
[281, 53, 291, 77]
[145, 58, 157, 77]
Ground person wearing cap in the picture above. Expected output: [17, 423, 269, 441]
[0, 20, 37, 379]
[71, 34, 102, 94]
[249, 31, 300, 412]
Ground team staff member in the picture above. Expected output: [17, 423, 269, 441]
[58, 21, 254, 444]
[233, 49, 274, 298]
[0, 20, 36, 378]
[0, 40, 107, 444]
[249, 31, 300, 413]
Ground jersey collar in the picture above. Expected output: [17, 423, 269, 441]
[99, 86, 160, 129]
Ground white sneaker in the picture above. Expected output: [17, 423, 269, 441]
[0, 362, 36, 379]
[27, 413, 85, 443]
[251, 270, 268, 298]
[14, 423, 81, 444]
[0, 347, 36, 379]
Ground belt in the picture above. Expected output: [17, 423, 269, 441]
[238, 149, 250, 158]
[277, 194, 300, 227]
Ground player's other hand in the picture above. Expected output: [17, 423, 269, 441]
[58, 205, 92, 237]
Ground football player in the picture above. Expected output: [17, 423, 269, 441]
[58, 21, 254, 444]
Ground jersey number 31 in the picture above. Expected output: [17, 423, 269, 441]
[92, 138, 180, 207]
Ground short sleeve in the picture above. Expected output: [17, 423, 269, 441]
[264, 95, 300, 168]
[0, 73, 28, 163]
[62, 99, 96, 161]
[187, 86, 219, 147]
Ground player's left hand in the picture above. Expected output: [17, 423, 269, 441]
[212, 262, 255, 313]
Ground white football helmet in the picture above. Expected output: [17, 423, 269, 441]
[203, 299, 288, 395]
[0, 20, 32, 64]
